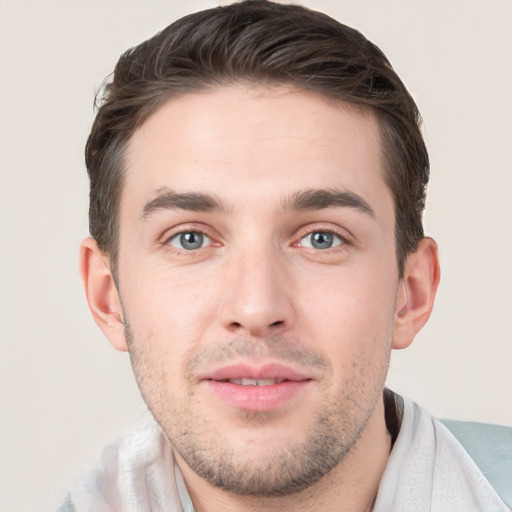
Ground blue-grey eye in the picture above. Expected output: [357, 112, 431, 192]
[300, 231, 342, 250]
[169, 231, 210, 250]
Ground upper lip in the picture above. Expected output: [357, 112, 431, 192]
[200, 363, 312, 382]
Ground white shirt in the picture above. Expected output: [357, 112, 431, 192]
[373, 398, 508, 512]
[61, 396, 509, 512]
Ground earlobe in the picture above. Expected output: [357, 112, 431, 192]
[392, 237, 440, 350]
[79, 237, 128, 352]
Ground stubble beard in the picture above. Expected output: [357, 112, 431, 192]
[125, 325, 390, 497]
[168, 388, 375, 497]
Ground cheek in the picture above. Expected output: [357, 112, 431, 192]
[298, 264, 397, 363]
[122, 263, 217, 328]
[303, 265, 397, 327]
[124, 310, 193, 419]
[120, 268, 222, 384]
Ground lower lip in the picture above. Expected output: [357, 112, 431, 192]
[205, 380, 311, 412]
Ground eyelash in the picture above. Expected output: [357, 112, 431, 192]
[161, 224, 352, 254]
[161, 224, 218, 254]
[294, 226, 351, 251]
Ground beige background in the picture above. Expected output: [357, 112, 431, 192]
[1, 1, 511, 510]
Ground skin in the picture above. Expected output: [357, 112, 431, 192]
[81, 86, 439, 512]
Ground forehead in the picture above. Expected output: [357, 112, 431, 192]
[123, 85, 388, 214]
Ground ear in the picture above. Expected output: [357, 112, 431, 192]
[79, 237, 128, 352]
[392, 237, 440, 350]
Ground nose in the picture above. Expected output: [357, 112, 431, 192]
[219, 246, 294, 338]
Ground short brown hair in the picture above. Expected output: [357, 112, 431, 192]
[86, 0, 429, 277]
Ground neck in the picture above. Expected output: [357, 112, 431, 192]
[176, 397, 391, 512]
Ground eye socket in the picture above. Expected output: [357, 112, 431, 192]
[299, 231, 343, 250]
[168, 231, 211, 251]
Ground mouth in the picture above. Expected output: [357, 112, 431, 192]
[201, 364, 312, 412]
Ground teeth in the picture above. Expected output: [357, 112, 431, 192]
[228, 378, 284, 386]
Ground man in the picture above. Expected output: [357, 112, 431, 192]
[59, 1, 511, 511]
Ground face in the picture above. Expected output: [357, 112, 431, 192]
[116, 86, 402, 495]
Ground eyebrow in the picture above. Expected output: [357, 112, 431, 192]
[141, 187, 375, 219]
[283, 188, 375, 217]
[141, 189, 226, 219]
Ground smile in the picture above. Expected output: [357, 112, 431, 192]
[200, 364, 312, 412]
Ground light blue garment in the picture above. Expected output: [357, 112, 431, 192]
[441, 419, 512, 510]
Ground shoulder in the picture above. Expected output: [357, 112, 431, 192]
[439, 418, 512, 511]
[377, 393, 511, 512]
[56, 416, 183, 512]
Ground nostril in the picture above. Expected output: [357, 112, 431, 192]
[270, 320, 284, 327]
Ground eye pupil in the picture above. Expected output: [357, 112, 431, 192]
[311, 232, 333, 249]
[180, 232, 204, 250]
